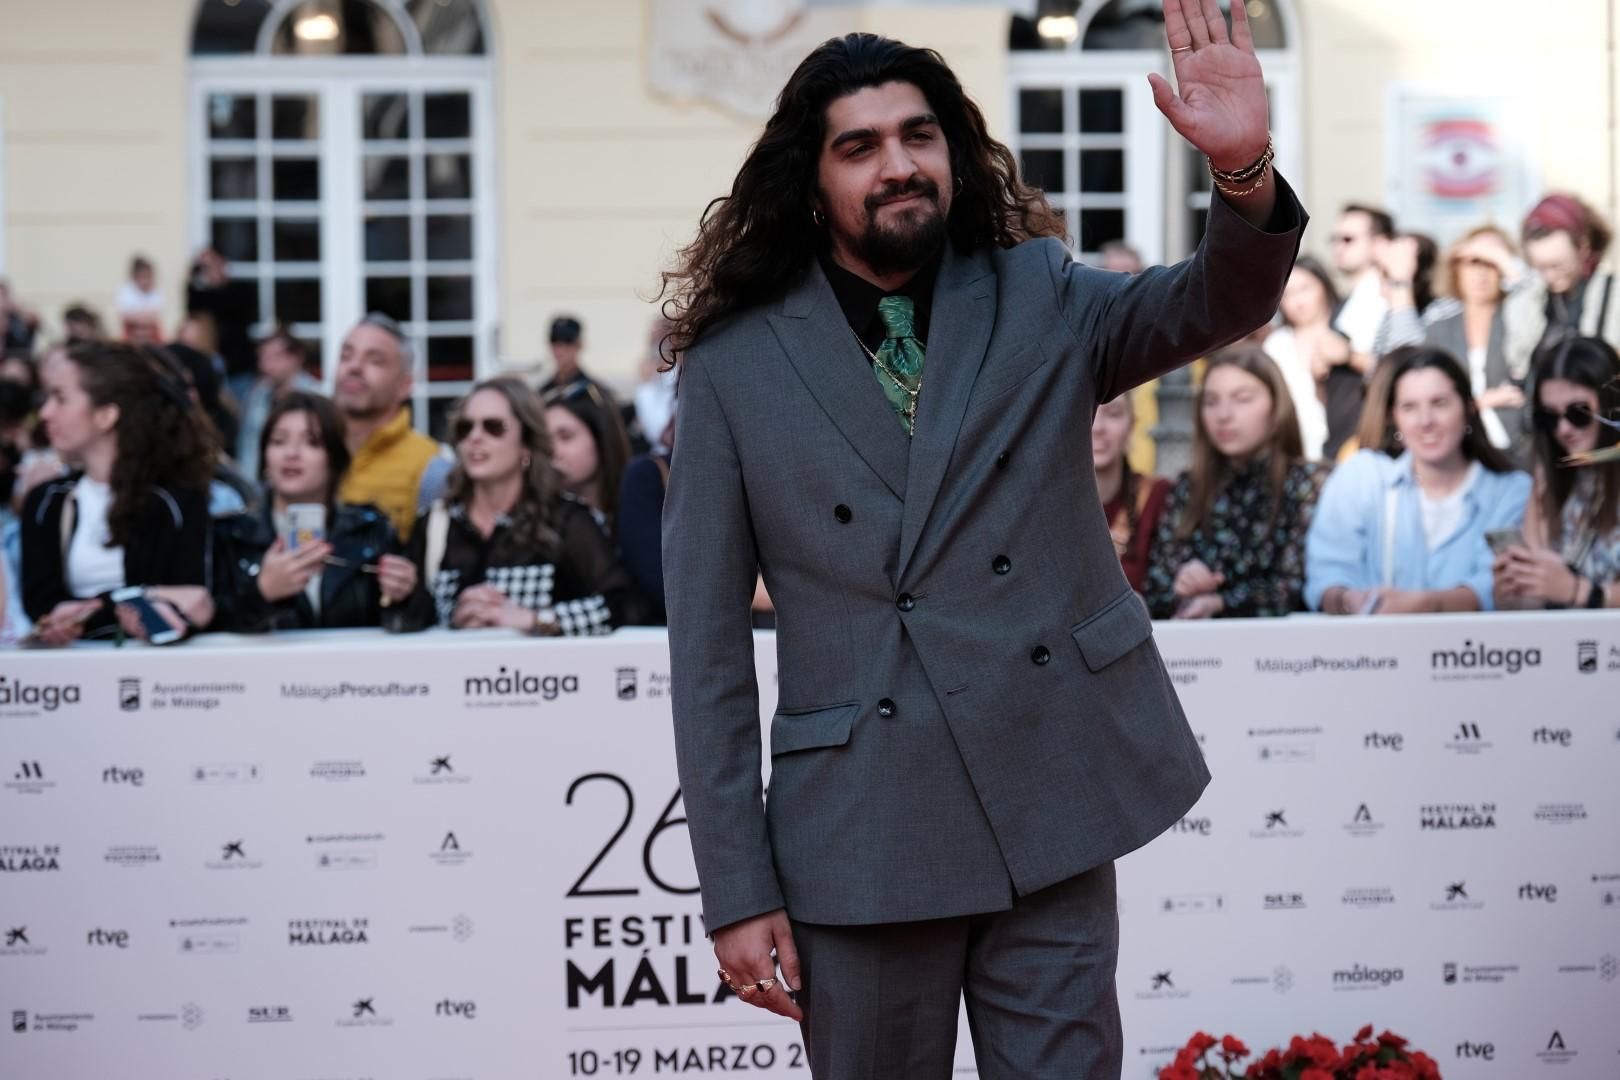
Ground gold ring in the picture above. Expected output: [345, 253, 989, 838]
[1171, 45, 1193, 52]
[736, 981, 759, 995]
[716, 968, 731, 983]
[757, 978, 777, 993]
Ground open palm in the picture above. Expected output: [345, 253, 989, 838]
[1147, 0, 1270, 171]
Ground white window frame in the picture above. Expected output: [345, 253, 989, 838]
[190, 0, 497, 432]
[1008, 0, 1304, 263]
[1006, 52, 1167, 264]
[190, 61, 497, 423]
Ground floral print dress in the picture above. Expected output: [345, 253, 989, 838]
[1145, 458, 1328, 618]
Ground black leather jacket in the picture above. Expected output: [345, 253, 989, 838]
[210, 502, 433, 633]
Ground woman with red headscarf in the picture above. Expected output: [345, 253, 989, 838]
[1505, 193, 1620, 381]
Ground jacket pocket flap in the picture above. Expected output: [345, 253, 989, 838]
[770, 702, 859, 756]
[1070, 589, 1153, 672]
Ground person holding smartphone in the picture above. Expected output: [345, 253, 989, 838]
[1307, 346, 1531, 614]
[212, 392, 432, 633]
[21, 342, 216, 644]
[1493, 336, 1620, 608]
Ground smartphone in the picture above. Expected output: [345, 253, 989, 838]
[284, 503, 326, 551]
[109, 586, 184, 646]
[1485, 527, 1526, 556]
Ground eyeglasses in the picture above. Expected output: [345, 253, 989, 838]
[1533, 403, 1596, 433]
[453, 416, 509, 442]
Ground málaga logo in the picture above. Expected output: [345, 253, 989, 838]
[1431, 639, 1542, 679]
[0, 678, 80, 713]
[463, 666, 580, 706]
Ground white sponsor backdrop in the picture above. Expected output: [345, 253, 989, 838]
[2, 613, 1617, 1080]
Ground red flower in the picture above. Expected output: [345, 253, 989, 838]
[1355, 1023, 1375, 1043]
[1300, 1069, 1334, 1080]
[1157, 1064, 1199, 1080]
[1377, 1031, 1410, 1051]
[1221, 1034, 1250, 1060]
[1189, 1031, 1218, 1055]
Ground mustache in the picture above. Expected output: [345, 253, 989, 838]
[865, 177, 940, 215]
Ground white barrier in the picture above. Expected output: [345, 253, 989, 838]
[2, 613, 1616, 1079]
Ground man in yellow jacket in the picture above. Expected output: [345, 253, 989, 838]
[334, 314, 451, 539]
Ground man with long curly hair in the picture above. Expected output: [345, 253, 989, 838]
[661, 4, 1306, 1075]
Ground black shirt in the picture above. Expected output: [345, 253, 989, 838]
[819, 247, 944, 355]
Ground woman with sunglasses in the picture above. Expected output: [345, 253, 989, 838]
[543, 376, 632, 541]
[1494, 336, 1620, 608]
[211, 392, 433, 633]
[418, 376, 635, 633]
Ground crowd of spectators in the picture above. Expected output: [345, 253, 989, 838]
[0, 188, 1617, 647]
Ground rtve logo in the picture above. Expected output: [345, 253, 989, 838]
[435, 998, 477, 1019]
[1519, 882, 1558, 902]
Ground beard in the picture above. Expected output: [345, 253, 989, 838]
[854, 177, 948, 277]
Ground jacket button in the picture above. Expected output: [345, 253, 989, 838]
[834, 504, 852, 523]
[1031, 645, 1051, 666]
[992, 555, 1011, 575]
[896, 593, 915, 612]
[877, 698, 896, 718]
[995, 451, 1010, 469]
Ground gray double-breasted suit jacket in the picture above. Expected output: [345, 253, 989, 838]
[664, 178, 1306, 932]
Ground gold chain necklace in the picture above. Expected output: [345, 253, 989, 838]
[854, 330, 921, 428]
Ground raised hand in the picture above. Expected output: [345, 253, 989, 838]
[1147, 0, 1270, 172]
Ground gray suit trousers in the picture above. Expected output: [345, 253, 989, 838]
[792, 863, 1121, 1080]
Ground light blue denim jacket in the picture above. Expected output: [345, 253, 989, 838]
[1305, 450, 1531, 611]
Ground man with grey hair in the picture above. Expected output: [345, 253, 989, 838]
[334, 313, 451, 539]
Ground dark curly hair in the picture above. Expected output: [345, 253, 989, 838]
[66, 342, 217, 547]
[658, 32, 1065, 362]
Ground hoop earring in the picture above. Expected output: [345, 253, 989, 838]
[955, 176, 964, 196]
[1393, 430, 1404, 443]
[521, 453, 532, 470]
[811, 209, 825, 227]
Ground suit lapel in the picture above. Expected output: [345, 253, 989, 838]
[896, 247, 997, 580]
[768, 267, 911, 499]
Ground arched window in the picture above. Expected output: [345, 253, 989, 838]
[1006, 0, 1301, 263]
[189, 0, 494, 437]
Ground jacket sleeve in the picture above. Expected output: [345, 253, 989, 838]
[1049, 172, 1307, 405]
[1465, 471, 1533, 611]
[662, 355, 782, 933]
[616, 456, 668, 624]
[380, 514, 437, 633]
[1304, 453, 1379, 609]
[207, 517, 277, 632]
[154, 488, 212, 588]
[19, 483, 72, 621]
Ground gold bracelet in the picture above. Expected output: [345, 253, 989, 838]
[1212, 170, 1271, 199]
[1208, 137, 1275, 184]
